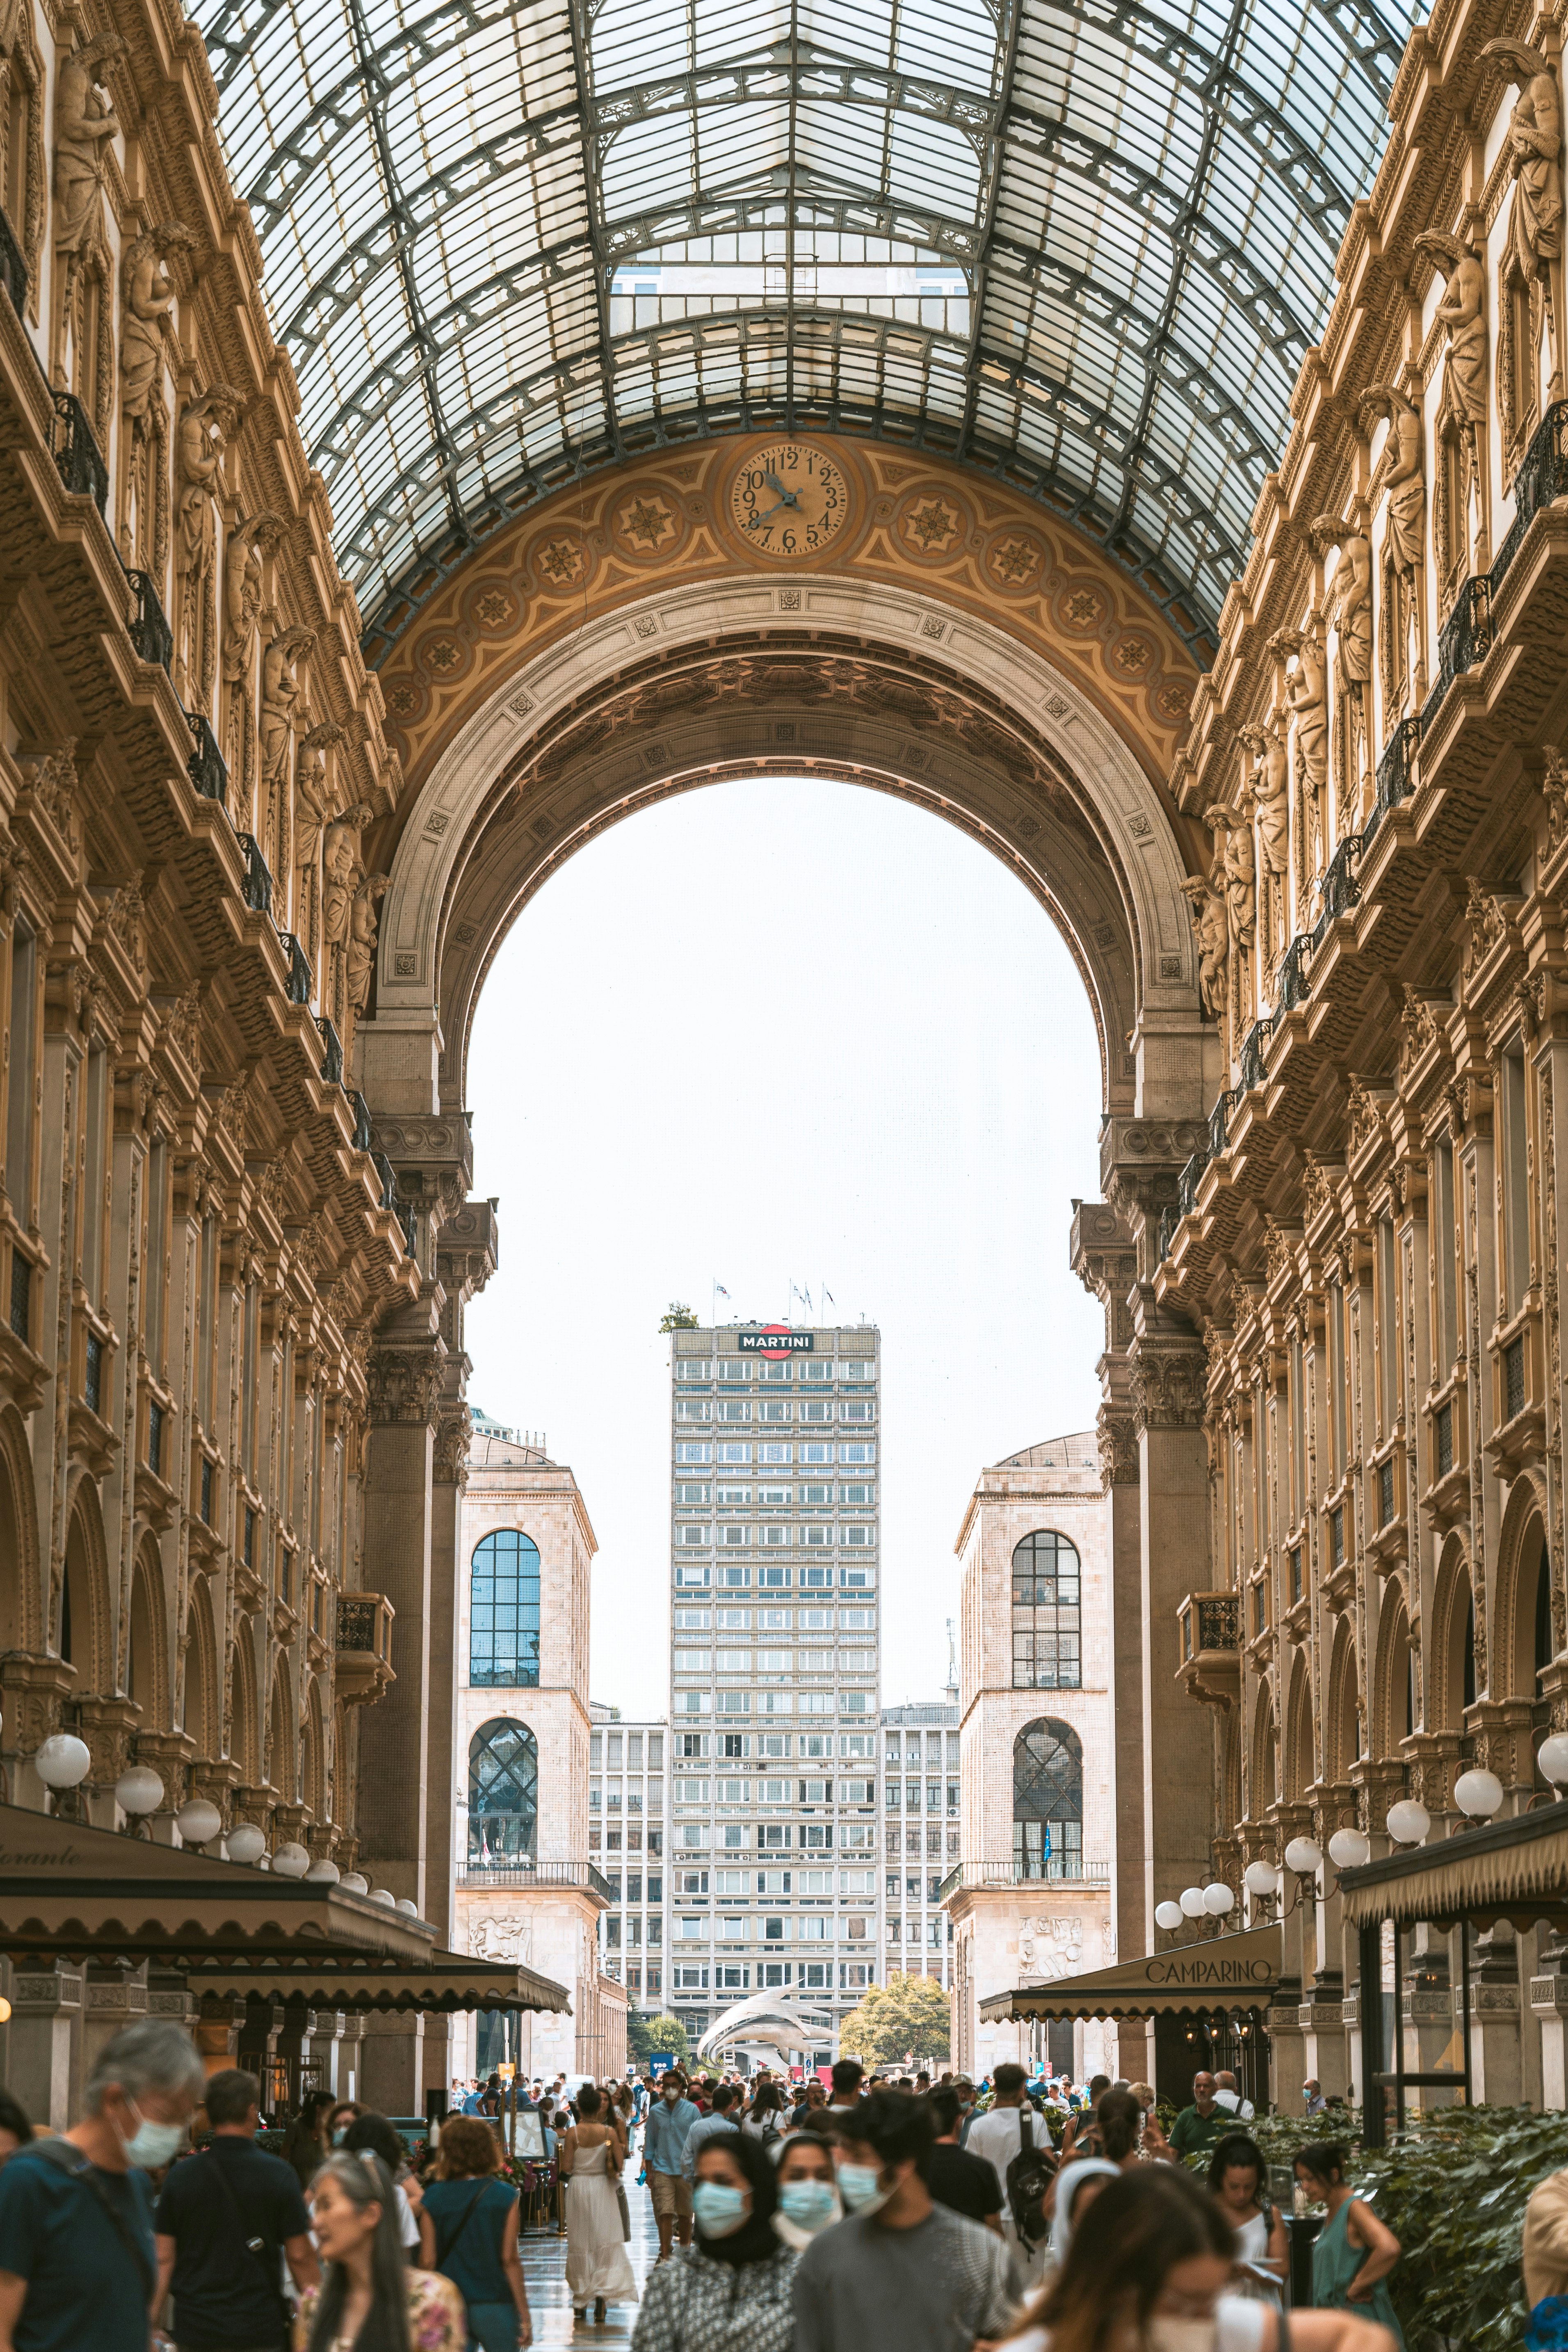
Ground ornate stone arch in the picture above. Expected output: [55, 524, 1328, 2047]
[1324, 1615, 1360, 1786]
[1371, 1578, 1415, 1762]
[182, 1573, 218, 1758]
[1430, 1530, 1477, 1732]
[268, 1651, 297, 1801]
[0, 1399, 41, 1653]
[58, 1477, 111, 1695]
[126, 1535, 169, 1730]
[302, 1672, 327, 1824]
[1283, 1652, 1315, 1803]
[1496, 1468, 1552, 1701]
[228, 1619, 260, 1783]
[1250, 1680, 1278, 1816]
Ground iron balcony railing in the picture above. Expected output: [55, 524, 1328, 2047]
[1179, 1591, 1242, 1659]
[936, 1859, 1112, 1901]
[1422, 570, 1493, 730]
[349, 1090, 374, 1153]
[1208, 1088, 1236, 1159]
[458, 1861, 615, 1901]
[237, 834, 273, 915]
[50, 390, 107, 514]
[318, 1017, 344, 1085]
[1492, 398, 1568, 589]
[186, 712, 226, 804]
[0, 204, 25, 319]
[278, 930, 311, 1005]
[125, 570, 173, 672]
[1238, 1015, 1273, 1095]
[1157, 1205, 1177, 1265]
[1176, 1144, 1209, 1218]
[1312, 831, 1363, 944]
[1276, 932, 1312, 1012]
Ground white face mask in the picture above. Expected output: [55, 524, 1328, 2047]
[836, 2161, 893, 2218]
[119, 2101, 187, 2171]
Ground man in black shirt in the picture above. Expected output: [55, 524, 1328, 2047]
[923, 2089, 1004, 2238]
[154, 2069, 318, 2352]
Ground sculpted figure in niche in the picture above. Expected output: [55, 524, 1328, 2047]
[53, 32, 121, 258]
[1415, 232, 1488, 487]
[347, 875, 390, 1020]
[322, 804, 374, 1030]
[1270, 628, 1328, 878]
[221, 512, 280, 820]
[1362, 382, 1426, 703]
[1485, 37, 1564, 396]
[1312, 515, 1372, 820]
[174, 388, 241, 708]
[1240, 720, 1289, 964]
[1180, 875, 1228, 1023]
[294, 722, 343, 970]
[120, 224, 192, 429]
[260, 626, 314, 880]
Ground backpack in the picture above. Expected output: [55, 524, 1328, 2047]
[1004, 2109, 1057, 2248]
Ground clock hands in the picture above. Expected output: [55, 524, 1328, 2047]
[762, 470, 801, 507]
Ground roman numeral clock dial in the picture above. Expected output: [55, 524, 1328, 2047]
[729, 443, 850, 559]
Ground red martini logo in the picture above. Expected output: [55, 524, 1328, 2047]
[737, 1326, 815, 1357]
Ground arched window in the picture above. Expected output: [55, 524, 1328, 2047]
[468, 1719, 538, 1868]
[1013, 1719, 1083, 1880]
[1011, 1531, 1081, 1690]
[470, 1529, 541, 1687]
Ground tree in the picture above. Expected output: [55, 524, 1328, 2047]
[837, 1972, 951, 2067]
[659, 1303, 698, 1332]
[627, 2011, 691, 2070]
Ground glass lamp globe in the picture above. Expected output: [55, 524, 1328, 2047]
[1453, 1768, 1504, 1818]
[1284, 1837, 1323, 1875]
[369, 1887, 397, 1907]
[1203, 1882, 1235, 1916]
[176, 1797, 221, 1846]
[34, 1734, 91, 1789]
[339, 1872, 369, 1894]
[1243, 1859, 1278, 1897]
[1176, 1887, 1206, 1919]
[306, 1859, 340, 1884]
[1154, 1901, 1184, 1931]
[395, 1896, 419, 1916]
[226, 1823, 267, 1865]
[1385, 1799, 1430, 1844]
[272, 1843, 310, 1879]
[1540, 1735, 1568, 1789]
[114, 1766, 164, 1817]
[1327, 1827, 1371, 1870]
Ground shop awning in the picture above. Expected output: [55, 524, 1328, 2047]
[979, 1923, 1283, 2023]
[179, 1955, 571, 2015]
[1337, 1799, 1568, 1932]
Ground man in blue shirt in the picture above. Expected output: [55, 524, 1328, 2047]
[641, 2071, 699, 2263]
[0, 2017, 205, 2352]
[679, 2083, 739, 2181]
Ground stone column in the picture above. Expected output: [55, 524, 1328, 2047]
[1468, 1927, 1524, 2104]
[7, 1964, 82, 2128]
[74, 1963, 149, 2114]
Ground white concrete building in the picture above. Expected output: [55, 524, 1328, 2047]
[945, 1432, 1119, 2083]
[666, 1323, 882, 2060]
[450, 1416, 628, 2083]
[883, 1699, 960, 1993]
[590, 1711, 669, 2018]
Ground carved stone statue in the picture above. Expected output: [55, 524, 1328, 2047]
[1205, 802, 1256, 957]
[1312, 514, 1372, 812]
[294, 722, 343, 967]
[1485, 40, 1564, 301]
[221, 512, 277, 687]
[1362, 384, 1425, 581]
[1271, 628, 1328, 875]
[1415, 232, 1488, 457]
[322, 802, 375, 1030]
[1181, 875, 1228, 1021]
[347, 874, 389, 1017]
[120, 224, 192, 428]
[53, 33, 122, 258]
[260, 626, 314, 877]
[174, 388, 240, 706]
[1240, 722, 1289, 885]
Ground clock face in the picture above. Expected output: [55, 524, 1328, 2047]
[729, 443, 850, 560]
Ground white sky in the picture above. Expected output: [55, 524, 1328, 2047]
[463, 774, 1106, 1715]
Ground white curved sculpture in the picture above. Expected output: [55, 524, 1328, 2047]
[698, 1988, 834, 2065]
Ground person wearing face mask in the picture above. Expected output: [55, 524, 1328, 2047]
[324, 2100, 363, 2149]
[770, 2132, 842, 2251]
[0, 2019, 206, 2352]
[642, 2073, 700, 2265]
[630, 2132, 796, 2352]
[793, 2089, 1017, 2352]
[997, 2164, 1398, 2352]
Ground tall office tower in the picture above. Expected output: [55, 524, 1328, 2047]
[881, 1697, 961, 1995]
[667, 1322, 881, 2060]
[590, 1712, 669, 2021]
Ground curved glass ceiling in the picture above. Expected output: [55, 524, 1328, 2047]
[195, 0, 1416, 657]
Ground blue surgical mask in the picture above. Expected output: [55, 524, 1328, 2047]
[332, 2125, 350, 2145]
[836, 2161, 890, 2215]
[692, 2182, 748, 2238]
[121, 2102, 187, 2172]
[778, 2179, 839, 2233]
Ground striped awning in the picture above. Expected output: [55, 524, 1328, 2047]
[978, 1923, 1283, 2023]
[1336, 1799, 1568, 1931]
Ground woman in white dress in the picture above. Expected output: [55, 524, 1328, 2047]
[560, 2083, 639, 2326]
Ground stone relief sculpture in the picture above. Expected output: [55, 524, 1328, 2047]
[260, 626, 314, 883]
[470, 1915, 532, 1965]
[174, 388, 240, 710]
[1270, 628, 1327, 883]
[1311, 515, 1372, 820]
[121, 224, 190, 428]
[347, 875, 390, 1023]
[221, 512, 280, 817]
[1362, 382, 1426, 705]
[1018, 1917, 1083, 1981]
[294, 722, 343, 974]
[53, 32, 121, 259]
[1240, 720, 1290, 968]
[323, 804, 376, 1032]
[1416, 231, 1488, 576]
[1181, 875, 1228, 1022]
[1205, 800, 1256, 1026]
[1484, 38, 1564, 403]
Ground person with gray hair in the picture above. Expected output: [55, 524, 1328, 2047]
[0, 2018, 205, 2352]
[295, 2149, 465, 2352]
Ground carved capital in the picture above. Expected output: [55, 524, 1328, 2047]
[434, 1403, 474, 1486]
[365, 1344, 444, 1426]
[1129, 1338, 1209, 1432]
[1097, 1402, 1139, 1487]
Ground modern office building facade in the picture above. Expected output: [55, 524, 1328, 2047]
[664, 1322, 883, 2055]
[883, 1699, 961, 1994]
[590, 1711, 670, 2017]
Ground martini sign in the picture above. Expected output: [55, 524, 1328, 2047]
[738, 1326, 815, 1358]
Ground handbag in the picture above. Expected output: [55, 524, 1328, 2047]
[616, 2177, 631, 2240]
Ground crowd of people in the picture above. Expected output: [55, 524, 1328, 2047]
[0, 2024, 1418, 2352]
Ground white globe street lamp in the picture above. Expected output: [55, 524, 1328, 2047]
[226, 1823, 267, 1865]
[1385, 1799, 1430, 1845]
[1327, 1827, 1371, 1870]
[175, 1797, 222, 1848]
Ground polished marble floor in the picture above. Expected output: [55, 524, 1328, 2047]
[518, 2153, 660, 2349]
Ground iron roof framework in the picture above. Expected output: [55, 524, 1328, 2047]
[195, 0, 1415, 660]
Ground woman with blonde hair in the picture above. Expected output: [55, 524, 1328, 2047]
[418, 2115, 532, 2350]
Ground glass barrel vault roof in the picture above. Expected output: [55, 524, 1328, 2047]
[194, 0, 1417, 658]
